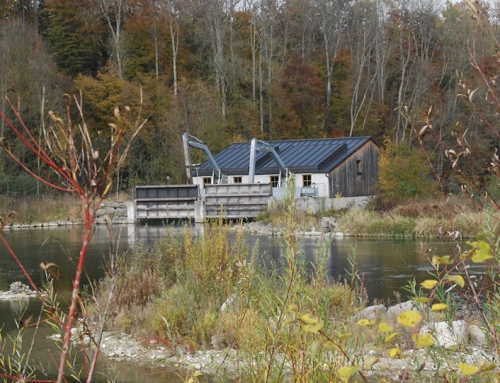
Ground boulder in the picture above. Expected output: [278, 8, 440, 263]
[351, 304, 387, 323]
[419, 320, 468, 348]
[469, 324, 487, 347]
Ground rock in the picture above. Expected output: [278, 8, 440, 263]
[351, 304, 387, 323]
[452, 320, 468, 345]
[9, 282, 31, 294]
[221, 293, 237, 313]
[321, 217, 339, 233]
[469, 324, 487, 346]
[419, 320, 468, 348]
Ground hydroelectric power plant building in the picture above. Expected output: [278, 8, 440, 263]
[134, 136, 379, 222]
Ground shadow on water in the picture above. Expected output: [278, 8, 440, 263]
[0, 223, 479, 381]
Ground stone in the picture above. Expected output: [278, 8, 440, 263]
[419, 320, 468, 348]
[469, 324, 487, 346]
[351, 304, 387, 323]
[452, 320, 468, 345]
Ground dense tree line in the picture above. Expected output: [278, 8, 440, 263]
[0, 0, 499, 197]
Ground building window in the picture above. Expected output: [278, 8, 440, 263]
[203, 177, 212, 188]
[303, 174, 312, 187]
[233, 176, 242, 184]
[356, 160, 362, 175]
[270, 175, 279, 187]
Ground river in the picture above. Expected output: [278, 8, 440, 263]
[0, 223, 475, 382]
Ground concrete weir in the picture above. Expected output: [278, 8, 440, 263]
[95, 185, 370, 224]
[134, 184, 272, 223]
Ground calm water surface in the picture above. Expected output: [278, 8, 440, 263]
[0, 224, 473, 381]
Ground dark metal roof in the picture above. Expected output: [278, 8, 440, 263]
[195, 137, 376, 176]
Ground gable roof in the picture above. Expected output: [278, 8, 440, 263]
[195, 136, 376, 176]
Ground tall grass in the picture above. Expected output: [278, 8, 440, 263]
[338, 203, 490, 238]
[0, 195, 84, 224]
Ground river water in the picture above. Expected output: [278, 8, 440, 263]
[0, 224, 476, 381]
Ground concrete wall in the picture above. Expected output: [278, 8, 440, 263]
[192, 173, 330, 197]
[95, 202, 135, 224]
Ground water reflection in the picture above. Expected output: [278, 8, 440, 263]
[0, 224, 470, 306]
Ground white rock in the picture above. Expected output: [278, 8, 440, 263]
[452, 320, 468, 345]
[419, 320, 468, 348]
[351, 304, 387, 323]
[469, 324, 487, 347]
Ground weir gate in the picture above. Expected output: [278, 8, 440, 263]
[135, 183, 272, 222]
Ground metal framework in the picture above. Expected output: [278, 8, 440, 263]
[182, 132, 222, 184]
[248, 138, 288, 184]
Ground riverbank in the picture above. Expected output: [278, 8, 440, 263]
[90, 300, 494, 381]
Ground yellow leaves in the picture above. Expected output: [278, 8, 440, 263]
[463, 241, 494, 263]
[384, 332, 398, 343]
[398, 310, 422, 328]
[432, 255, 453, 266]
[478, 360, 496, 372]
[446, 274, 465, 288]
[388, 347, 401, 359]
[420, 280, 438, 289]
[431, 303, 449, 312]
[299, 313, 324, 333]
[300, 312, 318, 324]
[364, 356, 379, 369]
[413, 297, 429, 304]
[378, 322, 393, 333]
[459, 363, 479, 376]
[412, 333, 434, 348]
[338, 366, 359, 382]
[378, 322, 397, 342]
[356, 319, 376, 327]
[186, 371, 203, 383]
[333, 332, 353, 340]
[303, 320, 324, 333]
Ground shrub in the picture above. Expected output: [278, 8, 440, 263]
[378, 136, 437, 204]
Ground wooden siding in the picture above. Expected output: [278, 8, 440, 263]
[328, 141, 379, 197]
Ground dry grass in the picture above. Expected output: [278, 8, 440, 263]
[0, 195, 84, 224]
[338, 197, 491, 238]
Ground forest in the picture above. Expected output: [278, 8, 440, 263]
[0, 0, 499, 199]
